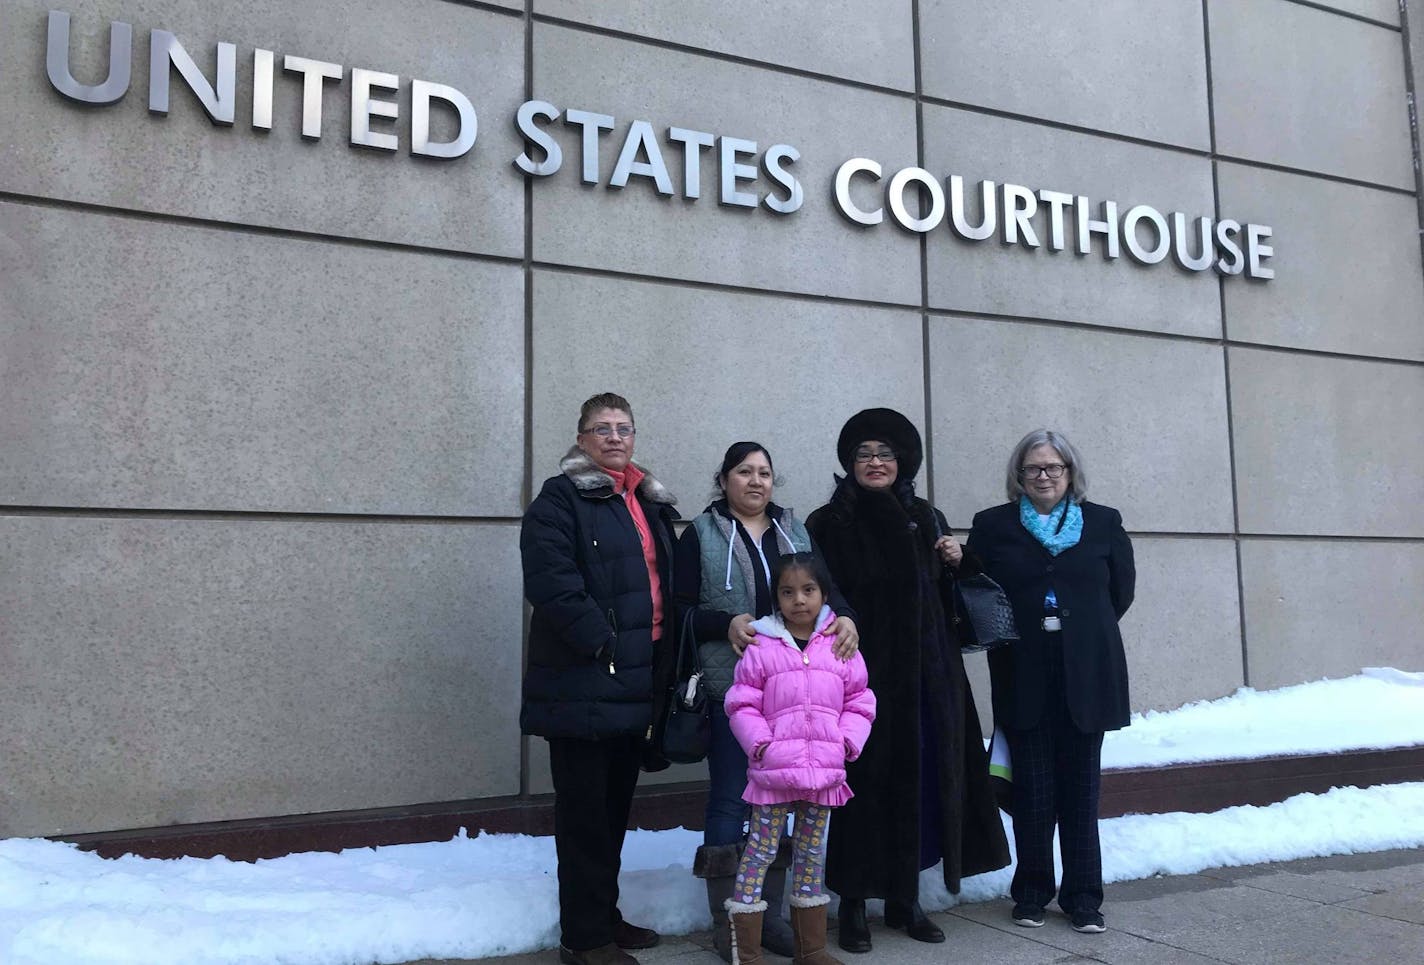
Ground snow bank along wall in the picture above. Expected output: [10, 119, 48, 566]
[2, 0, 1422, 840]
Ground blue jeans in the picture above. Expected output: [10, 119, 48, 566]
[705, 700, 750, 846]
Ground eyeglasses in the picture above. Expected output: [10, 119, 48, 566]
[1018, 464, 1067, 479]
[854, 448, 897, 464]
[582, 424, 636, 439]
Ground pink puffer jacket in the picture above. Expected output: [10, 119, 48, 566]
[724, 607, 876, 806]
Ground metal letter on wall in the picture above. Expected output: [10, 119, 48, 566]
[1122, 205, 1171, 265]
[513, 100, 563, 176]
[351, 68, 400, 151]
[149, 30, 236, 125]
[1075, 197, 1120, 259]
[887, 167, 945, 233]
[667, 127, 715, 200]
[47, 11, 132, 105]
[833, 158, 884, 226]
[1171, 213, 1214, 272]
[609, 120, 674, 194]
[1245, 224, 1275, 280]
[411, 79, 477, 159]
[947, 176, 997, 241]
[718, 137, 759, 208]
[283, 56, 343, 140]
[1000, 183, 1041, 248]
[762, 145, 803, 215]
[564, 109, 616, 184]
[1037, 190, 1074, 251]
[252, 49, 275, 130]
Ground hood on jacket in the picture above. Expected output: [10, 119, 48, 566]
[750, 606, 835, 646]
[560, 445, 677, 504]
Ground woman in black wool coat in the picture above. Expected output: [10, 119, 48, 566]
[967, 428, 1135, 936]
[806, 408, 1010, 954]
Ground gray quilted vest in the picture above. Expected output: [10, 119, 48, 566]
[693, 506, 812, 698]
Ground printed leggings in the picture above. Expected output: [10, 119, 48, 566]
[732, 801, 831, 905]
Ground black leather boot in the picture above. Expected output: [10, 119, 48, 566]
[883, 899, 945, 943]
[835, 898, 871, 953]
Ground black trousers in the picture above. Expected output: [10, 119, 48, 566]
[1004, 638, 1106, 915]
[548, 734, 642, 951]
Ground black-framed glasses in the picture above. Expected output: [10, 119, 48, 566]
[582, 424, 636, 439]
[853, 447, 897, 463]
[1018, 464, 1067, 479]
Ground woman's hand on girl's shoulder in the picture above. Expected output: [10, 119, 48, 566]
[728, 613, 756, 655]
[829, 616, 859, 660]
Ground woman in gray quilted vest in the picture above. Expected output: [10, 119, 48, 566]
[673, 440, 860, 961]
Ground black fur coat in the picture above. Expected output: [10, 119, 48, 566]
[807, 481, 1010, 900]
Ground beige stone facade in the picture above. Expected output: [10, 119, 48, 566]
[1, 0, 1421, 836]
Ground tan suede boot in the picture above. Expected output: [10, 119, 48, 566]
[790, 896, 844, 965]
[694, 843, 744, 962]
[725, 899, 767, 965]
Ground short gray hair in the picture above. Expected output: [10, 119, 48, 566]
[1005, 429, 1088, 503]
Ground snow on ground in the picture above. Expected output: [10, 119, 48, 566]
[2, 670, 1423, 965]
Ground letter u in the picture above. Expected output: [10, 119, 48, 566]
[47, 11, 132, 105]
[948, 176, 997, 241]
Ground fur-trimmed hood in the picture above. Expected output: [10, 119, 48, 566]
[749, 606, 835, 647]
[559, 445, 677, 505]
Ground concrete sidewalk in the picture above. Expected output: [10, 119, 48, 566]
[408, 847, 1424, 965]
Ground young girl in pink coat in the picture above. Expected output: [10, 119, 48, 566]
[723, 552, 876, 965]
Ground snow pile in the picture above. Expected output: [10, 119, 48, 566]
[1103, 667, 1424, 769]
[1, 670, 1422, 965]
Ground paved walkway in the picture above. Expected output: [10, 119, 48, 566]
[407, 847, 1424, 965]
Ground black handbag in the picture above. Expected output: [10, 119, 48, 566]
[933, 513, 1020, 654]
[952, 571, 1020, 653]
[657, 610, 712, 764]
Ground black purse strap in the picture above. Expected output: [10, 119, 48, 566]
[674, 607, 702, 681]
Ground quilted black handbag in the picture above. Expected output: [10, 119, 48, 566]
[951, 571, 1020, 653]
[932, 512, 1019, 654]
[657, 610, 712, 764]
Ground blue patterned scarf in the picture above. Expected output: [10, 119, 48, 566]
[1019, 495, 1083, 555]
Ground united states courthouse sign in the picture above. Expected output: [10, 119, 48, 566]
[44, 9, 1275, 279]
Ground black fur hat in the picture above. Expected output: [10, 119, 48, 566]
[835, 408, 923, 481]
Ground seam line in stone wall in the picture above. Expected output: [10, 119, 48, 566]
[912, 0, 935, 509]
[531, 10, 1415, 198]
[519, 0, 535, 803]
[0, 191, 526, 267]
[1278, 0, 1404, 30]
[0, 506, 522, 524]
[4, 184, 1419, 369]
[1204, 0, 1252, 690]
[529, 13, 917, 98]
[6, 506, 1417, 545]
[1223, 340, 1424, 367]
[1232, 533, 1424, 543]
[433, 0, 526, 19]
[922, 94, 1416, 197]
[528, 261, 1424, 368]
[1398, 0, 1424, 282]
[1210, 154, 1417, 197]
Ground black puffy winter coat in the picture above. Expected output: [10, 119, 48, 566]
[520, 447, 679, 741]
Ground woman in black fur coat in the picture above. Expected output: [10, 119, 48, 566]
[806, 408, 1010, 954]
